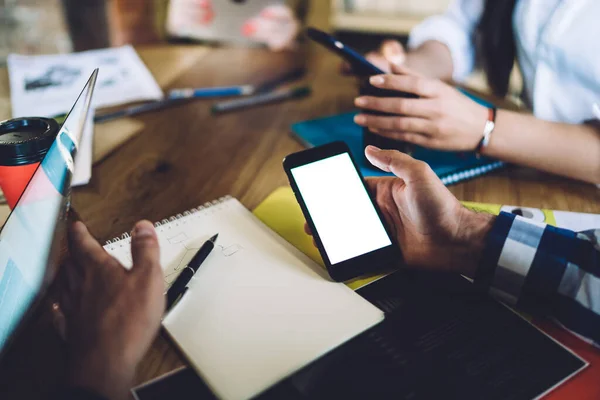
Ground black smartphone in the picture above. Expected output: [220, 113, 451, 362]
[306, 27, 385, 76]
[283, 141, 402, 282]
[305, 27, 417, 97]
[306, 27, 416, 155]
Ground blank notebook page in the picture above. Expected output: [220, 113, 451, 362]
[104, 197, 384, 400]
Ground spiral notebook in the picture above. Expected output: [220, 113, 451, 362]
[291, 112, 505, 185]
[103, 196, 384, 400]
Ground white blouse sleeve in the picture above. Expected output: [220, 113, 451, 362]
[407, 0, 484, 82]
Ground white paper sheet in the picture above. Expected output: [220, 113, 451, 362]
[105, 198, 384, 400]
[553, 210, 600, 232]
[7, 45, 163, 186]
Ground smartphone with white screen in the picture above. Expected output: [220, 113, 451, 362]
[283, 142, 402, 281]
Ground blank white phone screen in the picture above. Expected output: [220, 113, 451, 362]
[291, 153, 391, 264]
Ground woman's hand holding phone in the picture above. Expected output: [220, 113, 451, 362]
[336, 35, 487, 152]
[353, 64, 489, 152]
[306, 146, 495, 279]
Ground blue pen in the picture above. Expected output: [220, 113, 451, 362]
[168, 85, 255, 100]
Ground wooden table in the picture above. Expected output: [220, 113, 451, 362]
[1, 44, 599, 399]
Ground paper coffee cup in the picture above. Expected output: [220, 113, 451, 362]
[0, 117, 59, 208]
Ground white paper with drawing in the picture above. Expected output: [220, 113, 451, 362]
[7, 45, 162, 186]
[103, 197, 383, 400]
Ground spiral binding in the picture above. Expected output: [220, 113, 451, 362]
[104, 195, 232, 246]
[439, 161, 505, 186]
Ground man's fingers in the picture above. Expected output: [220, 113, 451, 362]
[303, 222, 312, 236]
[302, 223, 318, 248]
[130, 220, 161, 275]
[368, 74, 441, 97]
[365, 176, 399, 194]
[68, 221, 114, 271]
[365, 177, 378, 193]
[365, 146, 432, 182]
[51, 301, 67, 340]
[59, 260, 80, 316]
[62, 259, 82, 296]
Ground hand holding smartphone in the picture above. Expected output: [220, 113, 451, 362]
[283, 142, 402, 281]
[306, 27, 385, 76]
[305, 27, 416, 96]
[306, 27, 416, 154]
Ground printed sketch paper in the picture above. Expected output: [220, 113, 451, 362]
[7, 45, 163, 186]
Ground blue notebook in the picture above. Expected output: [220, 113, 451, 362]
[291, 112, 505, 186]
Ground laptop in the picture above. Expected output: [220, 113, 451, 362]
[166, 0, 284, 45]
[0, 70, 97, 355]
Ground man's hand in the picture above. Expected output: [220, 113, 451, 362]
[306, 147, 495, 277]
[364, 146, 494, 276]
[60, 220, 165, 400]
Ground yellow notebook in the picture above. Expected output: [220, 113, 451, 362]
[254, 187, 377, 290]
[253, 187, 391, 290]
[253, 187, 600, 289]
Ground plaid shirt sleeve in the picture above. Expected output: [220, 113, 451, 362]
[476, 212, 600, 345]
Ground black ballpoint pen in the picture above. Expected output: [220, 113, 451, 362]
[165, 233, 218, 310]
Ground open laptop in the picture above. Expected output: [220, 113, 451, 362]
[0, 70, 97, 355]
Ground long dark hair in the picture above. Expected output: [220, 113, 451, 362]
[474, 0, 518, 97]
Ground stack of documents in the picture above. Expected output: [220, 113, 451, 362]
[7, 45, 162, 186]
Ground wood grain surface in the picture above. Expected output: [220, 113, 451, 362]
[0, 44, 599, 399]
